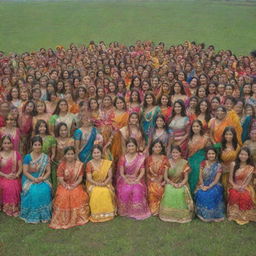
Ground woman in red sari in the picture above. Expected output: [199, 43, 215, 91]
[228, 147, 256, 225]
[146, 139, 169, 215]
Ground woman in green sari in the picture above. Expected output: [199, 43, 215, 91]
[159, 146, 194, 223]
[34, 120, 57, 190]
[188, 120, 211, 194]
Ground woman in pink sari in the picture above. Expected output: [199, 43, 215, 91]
[116, 138, 151, 220]
[0, 135, 22, 216]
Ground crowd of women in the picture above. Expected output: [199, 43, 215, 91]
[0, 40, 256, 229]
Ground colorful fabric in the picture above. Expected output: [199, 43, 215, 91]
[49, 160, 89, 229]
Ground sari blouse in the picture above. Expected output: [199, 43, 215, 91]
[167, 159, 190, 183]
[199, 161, 222, 187]
[57, 160, 84, 185]
[233, 165, 254, 186]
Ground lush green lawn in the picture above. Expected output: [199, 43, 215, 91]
[0, 0, 256, 55]
[1, 212, 256, 256]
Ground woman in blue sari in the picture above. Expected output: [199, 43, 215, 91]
[74, 116, 103, 163]
[141, 92, 161, 144]
[194, 146, 225, 222]
[20, 136, 52, 223]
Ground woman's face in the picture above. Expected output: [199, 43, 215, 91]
[199, 101, 208, 113]
[192, 122, 201, 135]
[20, 90, 29, 101]
[243, 84, 251, 94]
[216, 108, 226, 120]
[239, 150, 249, 163]
[224, 130, 233, 142]
[250, 130, 256, 141]
[252, 84, 256, 94]
[89, 99, 98, 110]
[207, 150, 216, 161]
[115, 98, 125, 110]
[152, 142, 162, 155]
[65, 149, 75, 162]
[174, 83, 181, 93]
[174, 103, 182, 114]
[211, 99, 220, 110]
[11, 88, 19, 99]
[78, 88, 86, 98]
[92, 148, 102, 160]
[160, 95, 168, 106]
[208, 83, 216, 94]
[199, 75, 207, 84]
[245, 106, 253, 116]
[32, 141, 42, 153]
[131, 92, 139, 102]
[134, 78, 140, 87]
[129, 114, 138, 125]
[225, 99, 233, 111]
[36, 102, 45, 114]
[103, 97, 111, 107]
[171, 148, 181, 160]
[2, 138, 12, 151]
[198, 88, 206, 98]
[59, 125, 68, 138]
[156, 117, 165, 128]
[142, 81, 150, 91]
[178, 72, 185, 81]
[217, 84, 225, 94]
[234, 102, 243, 115]
[145, 95, 153, 105]
[59, 101, 68, 112]
[97, 88, 105, 98]
[225, 86, 233, 96]
[126, 142, 137, 154]
[39, 123, 47, 135]
[6, 115, 15, 127]
[189, 98, 198, 108]
[25, 102, 34, 113]
[190, 78, 198, 88]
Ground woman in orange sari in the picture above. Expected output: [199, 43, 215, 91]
[86, 145, 116, 222]
[209, 106, 229, 144]
[111, 97, 129, 161]
[220, 127, 240, 195]
[49, 146, 90, 229]
[146, 139, 169, 215]
[228, 147, 256, 224]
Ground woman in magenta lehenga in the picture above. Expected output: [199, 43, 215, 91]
[0, 135, 22, 216]
[116, 138, 151, 220]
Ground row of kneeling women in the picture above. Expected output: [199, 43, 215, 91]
[0, 135, 256, 229]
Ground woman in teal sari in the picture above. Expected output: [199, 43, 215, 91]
[188, 120, 211, 194]
[159, 146, 194, 223]
[141, 92, 161, 144]
[20, 136, 52, 223]
[74, 116, 103, 164]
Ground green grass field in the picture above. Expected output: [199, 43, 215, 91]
[1, 1, 256, 255]
[0, 0, 256, 55]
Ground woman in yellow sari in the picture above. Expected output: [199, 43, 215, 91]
[111, 97, 129, 161]
[86, 145, 116, 222]
[228, 147, 256, 224]
[220, 127, 240, 195]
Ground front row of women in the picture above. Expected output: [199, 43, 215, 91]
[0, 135, 256, 229]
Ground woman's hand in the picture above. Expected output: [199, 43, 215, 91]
[6, 173, 17, 180]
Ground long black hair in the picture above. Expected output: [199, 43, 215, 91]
[233, 147, 254, 180]
[34, 119, 50, 135]
[221, 126, 238, 151]
[195, 99, 211, 122]
[189, 119, 204, 139]
[169, 99, 187, 122]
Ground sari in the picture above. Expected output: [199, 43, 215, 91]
[120, 126, 145, 153]
[226, 110, 242, 145]
[243, 140, 256, 165]
[141, 106, 161, 144]
[188, 135, 209, 194]
[116, 153, 151, 220]
[220, 145, 240, 195]
[42, 135, 56, 155]
[194, 161, 225, 221]
[161, 106, 172, 123]
[20, 153, 52, 223]
[49, 113, 75, 136]
[0, 151, 21, 216]
[74, 127, 102, 163]
[86, 159, 116, 222]
[168, 116, 190, 158]
[49, 161, 89, 229]
[159, 159, 194, 223]
[145, 155, 169, 215]
[111, 111, 129, 161]
[208, 117, 229, 144]
[228, 165, 256, 224]
[19, 114, 33, 154]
